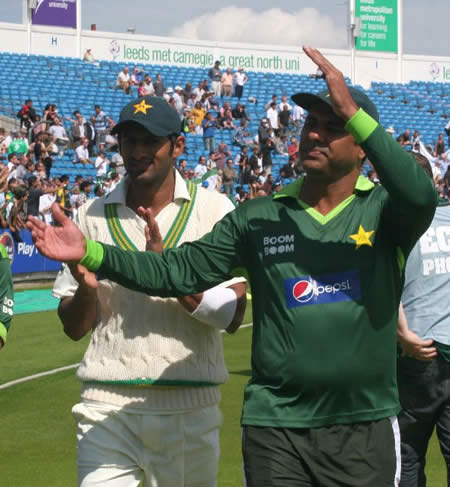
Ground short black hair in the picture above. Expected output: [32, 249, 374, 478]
[14, 185, 28, 199]
[80, 181, 92, 192]
[28, 176, 38, 187]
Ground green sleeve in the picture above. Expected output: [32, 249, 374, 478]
[93, 209, 246, 297]
[348, 110, 437, 254]
[0, 249, 14, 344]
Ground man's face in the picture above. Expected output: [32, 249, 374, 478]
[83, 139, 89, 147]
[120, 124, 184, 187]
[299, 102, 364, 181]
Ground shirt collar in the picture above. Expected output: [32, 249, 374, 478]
[273, 174, 375, 201]
[104, 169, 191, 206]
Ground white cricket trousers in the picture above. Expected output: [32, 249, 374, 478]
[72, 400, 222, 487]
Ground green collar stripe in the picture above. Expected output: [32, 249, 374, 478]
[86, 378, 218, 387]
[273, 175, 374, 225]
[104, 180, 197, 252]
[105, 204, 137, 251]
[163, 180, 197, 249]
[299, 195, 356, 225]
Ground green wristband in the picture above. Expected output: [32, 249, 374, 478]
[80, 239, 104, 271]
[0, 322, 7, 345]
[345, 108, 378, 144]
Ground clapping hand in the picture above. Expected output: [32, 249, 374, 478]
[26, 202, 87, 262]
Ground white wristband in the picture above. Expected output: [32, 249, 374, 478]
[191, 286, 237, 330]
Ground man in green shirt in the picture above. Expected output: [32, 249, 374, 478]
[28, 47, 437, 486]
[7, 131, 28, 158]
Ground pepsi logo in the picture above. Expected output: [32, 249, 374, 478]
[292, 279, 315, 303]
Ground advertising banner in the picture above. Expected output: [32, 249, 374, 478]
[32, 0, 77, 29]
[355, 0, 398, 53]
[0, 229, 61, 275]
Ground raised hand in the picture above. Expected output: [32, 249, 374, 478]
[137, 206, 164, 254]
[26, 202, 87, 262]
[303, 46, 359, 121]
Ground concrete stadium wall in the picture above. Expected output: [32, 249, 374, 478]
[0, 21, 449, 87]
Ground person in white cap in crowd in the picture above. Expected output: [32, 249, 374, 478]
[233, 67, 248, 100]
[163, 87, 173, 103]
[173, 86, 185, 120]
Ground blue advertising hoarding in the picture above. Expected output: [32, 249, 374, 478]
[0, 229, 61, 275]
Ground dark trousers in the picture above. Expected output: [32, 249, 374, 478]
[398, 355, 450, 486]
[235, 85, 244, 99]
[43, 156, 52, 179]
[242, 420, 399, 487]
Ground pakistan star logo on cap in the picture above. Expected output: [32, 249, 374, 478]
[133, 99, 153, 115]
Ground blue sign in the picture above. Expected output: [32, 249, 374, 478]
[0, 229, 61, 275]
[283, 270, 361, 309]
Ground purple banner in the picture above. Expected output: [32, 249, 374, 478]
[32, 0, 77, 29]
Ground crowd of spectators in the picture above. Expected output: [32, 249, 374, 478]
[2, 58, 449, 240]
[365, 124, 450, 198]
[0, 98, 125, 237]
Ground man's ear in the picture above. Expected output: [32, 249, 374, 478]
[172, 136, 185, 158]
[358, 146, 367, 166]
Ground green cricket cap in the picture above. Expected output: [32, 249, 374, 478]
[291, 86, 379, 122]
[111, 96, 182, 136]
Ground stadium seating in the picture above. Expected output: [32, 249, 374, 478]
[0, 51, 449, 184]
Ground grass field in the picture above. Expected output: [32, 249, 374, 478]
[0, 308, 446, 486]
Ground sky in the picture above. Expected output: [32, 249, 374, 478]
[0, 1, 449, 57]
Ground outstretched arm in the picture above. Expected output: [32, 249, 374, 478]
[28, 202, 246, 303]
